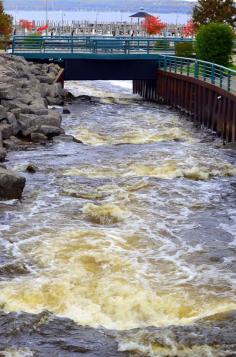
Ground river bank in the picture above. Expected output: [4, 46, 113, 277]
[0, 55, 67, 200]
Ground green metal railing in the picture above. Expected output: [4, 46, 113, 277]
[158, 55, 236, 94]
[12, 35, 193, 55]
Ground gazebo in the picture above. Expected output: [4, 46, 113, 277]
[130, 8, 153, 25]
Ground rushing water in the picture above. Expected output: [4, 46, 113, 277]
[0, 80, 236, 355]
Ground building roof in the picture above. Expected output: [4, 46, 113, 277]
[130, 11, 152, 18]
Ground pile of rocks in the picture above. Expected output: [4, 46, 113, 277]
[0, 54, 67, 200]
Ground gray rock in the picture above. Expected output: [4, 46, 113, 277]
[25, 163, 38, 173]
[48, 83, 64, 98]
[31, 132, 48, 142]
[63, 107, 71, 114]
[53, 134, 74, 143]
[0, 311, 128, 356]
[19, 112, 62, 130]
[0, 149, 6, 162]
[0, 83, 17, 100]
[11, 108, 23, 119]
[1, 99, 28, 111]
[6, 112, 20, 136]
[0, 131, 6, 161]
[46, 96, 64, 106]
[22, 125, 40, 137]
[30, 98, 47, 109]
[3, 136, 22, 149]
[40, 83, 50, 98]
[0, 105, 7, 120]
[0, 167, 25, 200]
[27, 107, 49, 116]
[39, 125, 63, 138]
[3, 138, 17, 150]
[36, 75, 54, 84]
[0, 123, 14, 139]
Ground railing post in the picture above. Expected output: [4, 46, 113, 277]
[164, 57, 167, 71]
[194, 60, 199, 79]
[147, 40, 150, 54]
[219, 67, 223, 88]
[203, 63, 206, 81]
[187, 60, 190, 76]
[228, 70, 231, 92]
[124, 40, 128, 54]
[71, 36, 74, 53]
[180, 60, 183, 75]
[211, 64, 215, 85]
[12, 37, 15, 54]
[174, 58, 177, 73]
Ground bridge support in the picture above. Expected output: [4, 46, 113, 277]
[133, 71, 236, 142]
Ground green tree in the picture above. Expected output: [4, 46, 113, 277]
[193, 0, 236, 28]
[0, 1, 12, 38]
[195, 22, 234, 66]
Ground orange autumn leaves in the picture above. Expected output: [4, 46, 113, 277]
[142, 16, 166, 35]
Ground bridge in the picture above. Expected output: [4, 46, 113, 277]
[12, 35, 193, 80]
[12, 35, 236, 142]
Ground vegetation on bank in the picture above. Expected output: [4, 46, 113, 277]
[195, 22, 234, 67]
[0, 0, 12, 44]
[193, 0, 236, 28]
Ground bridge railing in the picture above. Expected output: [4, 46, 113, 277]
[158, 55, 236, 94]
[12, 36, 193, 55]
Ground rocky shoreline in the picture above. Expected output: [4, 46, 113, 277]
[0, 309, 235, 356]
[0, 54, 67, 200]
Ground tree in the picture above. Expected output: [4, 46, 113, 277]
[193, 0, 236, 28]
[183, 20, 196, 37]
[142, 16, 166, 35]
[0, 1, 12, 38]
[195, 22, 234, 66]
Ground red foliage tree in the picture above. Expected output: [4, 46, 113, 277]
[183, 20, 196, 37]
[142, 16, 166, 35]
[19, 19, 36, 31]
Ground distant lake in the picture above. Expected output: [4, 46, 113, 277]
[7, 10, 190, 25]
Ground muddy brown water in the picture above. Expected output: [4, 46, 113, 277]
[0, 80, 236, 356]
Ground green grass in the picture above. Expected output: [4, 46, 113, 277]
[228, 63, 236, 71]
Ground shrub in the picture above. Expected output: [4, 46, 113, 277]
[175, 42, 194, 57]
[154, 40, 170, 51]
[195, 22, 234, 66]
[24, 33, 43, 48]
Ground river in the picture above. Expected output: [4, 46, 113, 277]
[0, 80, 236, 355]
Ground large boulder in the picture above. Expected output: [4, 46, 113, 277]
[36, 75, 54, 84]
[0, 132, 6, 162]
[0, 168, 25, 200]
[18, 112, 62, 134]
[31, 132, 47, 142]
[6, 112, 21, 136]
[0, 83, 17, 100]
[39, 125, 63, 138]
[0, 123, 14, 140]
[0, 105, 7, 120]
[46, 96, 64, 106]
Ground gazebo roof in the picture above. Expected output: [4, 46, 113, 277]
[130, 11, 152, 18]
